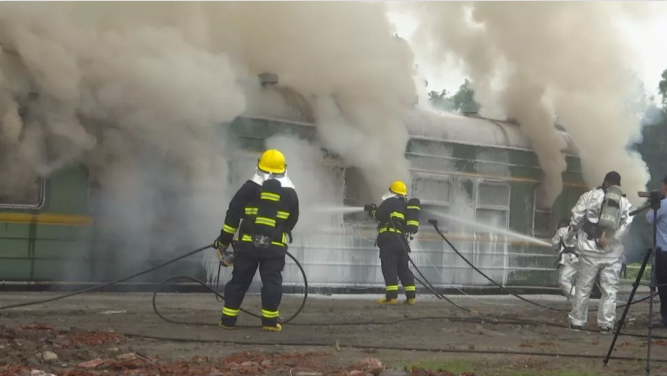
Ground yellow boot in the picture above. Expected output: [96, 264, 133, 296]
[377, 298, 397, 305]
[405, 298, 416, 305]
[219, 323, 235, 330]
[262, 323, 282, 332]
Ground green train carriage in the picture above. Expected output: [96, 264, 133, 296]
[0, 80, 586, 293]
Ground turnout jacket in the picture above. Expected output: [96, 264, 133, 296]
[218, 179, 300, 249]
[372, 195, 408, 236]
[565, 187, 633, 258]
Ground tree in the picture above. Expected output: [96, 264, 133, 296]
[426, 79, 481, 113]
[427, 89, 454, 111]
[451, 79, 480, 113]
[660, 69, 667, 111]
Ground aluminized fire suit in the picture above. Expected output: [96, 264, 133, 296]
[552, 226, 578, 301]
[565, 187, 633, 330]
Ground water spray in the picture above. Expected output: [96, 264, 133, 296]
[308, 205, 365, 215]
[426, 209, 551, 247]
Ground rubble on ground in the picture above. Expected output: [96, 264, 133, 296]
[0, 324, 472, 376]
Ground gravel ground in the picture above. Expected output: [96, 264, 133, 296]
[1, 291, 666, 376]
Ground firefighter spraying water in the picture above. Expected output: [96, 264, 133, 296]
[364, 181, 420, 305]
[565, 171, 633, 333]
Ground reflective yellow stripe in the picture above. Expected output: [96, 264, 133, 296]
[379, 227, 402, 234]
[271, 233, 287, 246]
[261, 309, 280, 318]
[386, 285, 399, 291]
[255, 217, 276, 227]
[406, 220, 419, 227]
[245, 207, 258, 215]
[260, 192, 280, 201]
[277, 211, 290, 219]
[407, 206, 420, 210]
[390, 212, 405, 219]
[371, 209, 377, 218]
[241, 235, 252, 242]
[223, 224, 237, 234]
[404, 285, 416, 292]
[222, 307, 240, 317]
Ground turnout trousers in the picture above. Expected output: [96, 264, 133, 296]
[220, 243, 286, 328]
[568, 254, 622, 329]
[377, 233, 416, 300]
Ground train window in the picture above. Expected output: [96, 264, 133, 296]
[412, 174, 451, 207]
[533, 210, 552, 236]
[533, 187, 553, 237]
[0, 178, 45, 208]
[475, 182, 510, 229]
[343, 167, 375, 223]
[477, 182, 510, 208]
[476, 208, 509, 228]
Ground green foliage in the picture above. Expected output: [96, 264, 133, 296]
[624, 262, 651, 282]
[428, 89, 454, 112]
[451, 79, 481, 113]
[427, 79, 481, 113]
[659, 69, 667, 109]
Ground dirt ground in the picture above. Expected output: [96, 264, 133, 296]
[1, 290, 667, 376]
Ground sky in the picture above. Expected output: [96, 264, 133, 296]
[386, 8, 667, 104]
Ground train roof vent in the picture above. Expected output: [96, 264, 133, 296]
[460, 101, 479, 116]
[259, 73, 279, 86]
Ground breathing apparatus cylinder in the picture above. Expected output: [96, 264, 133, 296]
[253, 178, 282, 250]
[406, 198, 421, 239]
[598, 185, 623, 238]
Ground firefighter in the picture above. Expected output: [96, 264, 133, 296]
[365, 180, 417, 305]
[552, 218, 578, 301]
[213, 149, 299, 332]
[565, 171, 633, 333]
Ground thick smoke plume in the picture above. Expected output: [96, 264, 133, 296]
[0, 2, 416, 278]
[405, 2, 652, 207]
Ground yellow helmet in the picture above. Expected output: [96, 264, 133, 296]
[389, 180, 407, 196]
[258, 149, 286, 174]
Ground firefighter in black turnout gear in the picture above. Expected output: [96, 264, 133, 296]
[213, 149, 299, 332]
[365, 180, 418, 305]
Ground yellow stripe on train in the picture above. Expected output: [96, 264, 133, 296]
[0, 212, 551, 246]
[0, 212, 93, 226]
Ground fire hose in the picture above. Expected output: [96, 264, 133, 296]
[0, 224, 665, 363]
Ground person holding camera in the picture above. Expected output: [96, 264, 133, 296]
[565, 171, 633, 334]
[646, 175, 667, 327]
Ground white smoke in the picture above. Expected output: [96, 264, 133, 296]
[0, 2, 417, 277]
[402, 1, 654, 207]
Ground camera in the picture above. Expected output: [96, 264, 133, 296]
[638, 190, 665, 202]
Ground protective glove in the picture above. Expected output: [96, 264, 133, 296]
[214, 239, 235, 267]
[364, 204, 377, 218]
[218, 247, 236, 267]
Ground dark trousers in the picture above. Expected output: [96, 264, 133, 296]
[220, 244, 286, 327]
[655, 251, 667, 324]
[378, 234, 416, 300]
